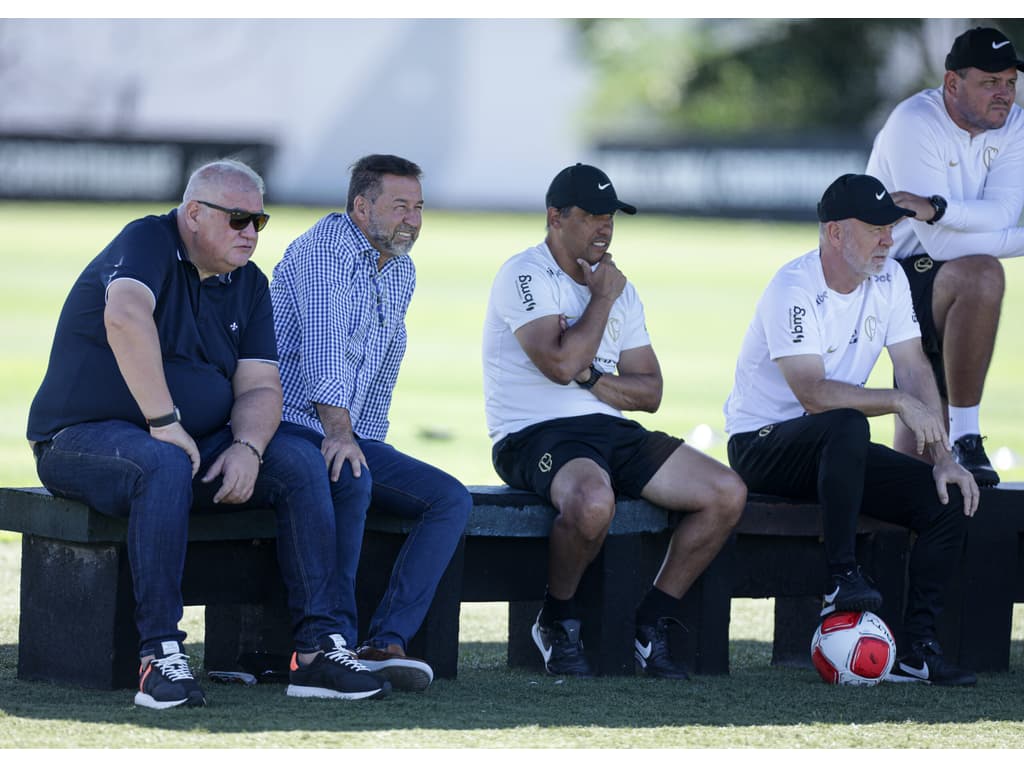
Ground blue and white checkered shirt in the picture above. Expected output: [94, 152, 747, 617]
[270, 212, 415, 442]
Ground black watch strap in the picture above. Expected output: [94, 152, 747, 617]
[147, 406, 180, 428]
[577, 364, 604, 390]
[926, 195, 947, 225]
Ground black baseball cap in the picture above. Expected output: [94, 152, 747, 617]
[546, 163, 637, 215]
[945, 26, 1024, 73]
[817, 174, 915, 225]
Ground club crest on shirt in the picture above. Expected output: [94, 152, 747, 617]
[914, 256, 934, 273]
[863, 315, 877, 341]
[538, 452, 553, 473]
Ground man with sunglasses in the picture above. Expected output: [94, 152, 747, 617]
[28, 159, 391, 709]
[269, 154, 471, 692]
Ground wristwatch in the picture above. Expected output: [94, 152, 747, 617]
[147, 406, 181, 428]
[576, 364, 604, 390]
[926, 195, 947, 225]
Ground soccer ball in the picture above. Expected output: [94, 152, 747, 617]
[810, 610, 896, 686]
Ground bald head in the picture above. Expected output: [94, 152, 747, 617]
[182, 159, 265, 204]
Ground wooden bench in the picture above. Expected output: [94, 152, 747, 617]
[2, 483, 1021, 688]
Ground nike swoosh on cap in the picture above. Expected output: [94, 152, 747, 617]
[993, 40, 1012, 49]
[598, 182, 611, 190]
[874, 191, 885, 200]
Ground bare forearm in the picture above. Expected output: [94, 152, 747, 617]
[796, 378, 903, 417]
[585, 371, 662, 412]
[542, 301, 611, 382]
[315, 402, 356, 440]
[231, 385, 283, 452]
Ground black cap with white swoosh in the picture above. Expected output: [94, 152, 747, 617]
[817, 174, 916, 226]
[945, 26, 1024, 73]
[545, 163, 637, 215]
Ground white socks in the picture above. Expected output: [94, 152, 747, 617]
[948, 405, 981, 443]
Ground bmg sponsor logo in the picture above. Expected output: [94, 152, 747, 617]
[789, 305, 806, 343]
[517, 274, 536, 311]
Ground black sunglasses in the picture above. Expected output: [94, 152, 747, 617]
[196, 200, 270, 232]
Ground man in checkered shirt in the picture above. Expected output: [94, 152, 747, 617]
[270, 154, 470, 692]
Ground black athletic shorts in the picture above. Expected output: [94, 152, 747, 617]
[491, 412, 683, 504]
[897, 255, 948, 399]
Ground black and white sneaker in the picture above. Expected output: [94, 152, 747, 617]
[531, 613, 595, 677]
[952, 434, 1000, 487]
[886, 638, 977, 686]
[634, 618, 690, 680]
[287, 634, 391, 700]
[135, 640, 207, 710]
[820, 565, 883, 617]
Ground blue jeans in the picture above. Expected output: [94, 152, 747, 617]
[284, 427, 471, 651]
[34, 420, 369, 655]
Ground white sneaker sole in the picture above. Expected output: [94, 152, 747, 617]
[286, 683, 387, 700]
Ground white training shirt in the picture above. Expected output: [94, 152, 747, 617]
[482, 241, 651, 442]
[866, 87, 1024, 260]
[723, 249, 921, 435]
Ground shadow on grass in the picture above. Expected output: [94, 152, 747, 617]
[2, 639, 1024, 734]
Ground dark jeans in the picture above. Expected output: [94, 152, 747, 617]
[35, 419, 470, 656]
[727, 408, 967, 644]
[284, 427, 472, 652]
[35, 420, 370, 655]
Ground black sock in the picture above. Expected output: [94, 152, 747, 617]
[635, 586, 680, 627]
[540, 590, 576, 626]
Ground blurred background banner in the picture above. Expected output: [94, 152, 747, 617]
[3, 17, 1019, 215]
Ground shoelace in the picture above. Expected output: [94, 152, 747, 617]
[324, 646, 372, 672]
[152, 652, 195, 681]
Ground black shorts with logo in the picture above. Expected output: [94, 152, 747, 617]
[491, 412, 683, 504]
[897, 255, 948, 400]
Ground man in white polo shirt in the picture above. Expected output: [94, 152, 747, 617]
[482, 163, 746, 680]
[724, 173, 979, 686]
[866, 26, 1024, 486]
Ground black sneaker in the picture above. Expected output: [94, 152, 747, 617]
[634, 617, 690, 680]
[287, 634, 391, 700]
[135, 640, 207, 710]
[531, 613, 595, 677]
[821, 566, 883, 617]
[952, 434, 1000, 487]
[885, 638, 977, 686]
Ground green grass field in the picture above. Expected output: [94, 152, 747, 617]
[1, 201, 1023, 749]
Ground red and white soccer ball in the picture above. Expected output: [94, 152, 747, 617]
[810, 610, 896, 686]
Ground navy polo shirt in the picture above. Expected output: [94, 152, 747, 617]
[27, 210, 278, 442]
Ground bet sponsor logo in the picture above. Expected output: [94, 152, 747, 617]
[538, 452, 553, 473]
[516, 274, 536, 311]
[789, 305, 806, 343]
[914, 256, 934, 274]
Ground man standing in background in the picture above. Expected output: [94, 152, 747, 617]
[867, 25, 1024, 486]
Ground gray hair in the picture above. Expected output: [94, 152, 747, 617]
[182, 159, 265, 204]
